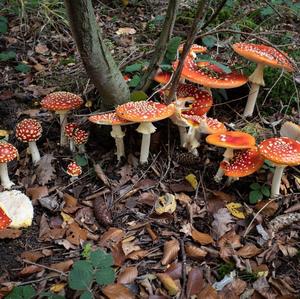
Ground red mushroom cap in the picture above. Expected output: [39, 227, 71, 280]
[232, 43, 294, 72]
[178, 43, 207, 54]
[258, 137, 300, 166]
[220, 147, 264, 177]
[154, 71, 172, 85]
[88, 112, 133, 126]
[73, 128, 88, 145]
[206, 131, 256, 149]
[41, 92, 83, 111]
[66, 162, 82, 177]
[64, 123, 79, 138]
[0, 142, 18, 163]
[16, 118, 42, 142]
[116, 101, 175, 123]
[0, 207, 11, 229]
[173, 56, 247, 88]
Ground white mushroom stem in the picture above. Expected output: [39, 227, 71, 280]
[57, 111, 68, 147]
[214, 148, 234, 182]
[28, 141, 41, 165]
[170, 111, 188, 148]
[178, 126, 188, 147]
[69, 139, 75, 152]
[136, 122, 156, 164]
[111, 125, 125, 161]
[271, 165, 286, 197]
[0, 163, 14, 189]
[243, 63, 265, 118]
[77, 144, 86, 154]
[185, 126, 200, 154]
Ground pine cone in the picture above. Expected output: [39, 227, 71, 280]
[175, 152, 201, 166]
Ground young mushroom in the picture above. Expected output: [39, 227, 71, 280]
[41, 92, 83, 147]
[206, 131, 256, 182]
[66, 161, 82, 182]
[232, 43, 294, 117]
[0, 142, 18, 189]
[16, 118, 42, 165]
[72, 128, 88, 153]
[116, 101, 175, 164]
[258, 137, 300, 197]
[64, 123, 79, 152]
[88, 112, 133, 161]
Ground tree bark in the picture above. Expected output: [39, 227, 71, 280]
[64, 0, 130, 109]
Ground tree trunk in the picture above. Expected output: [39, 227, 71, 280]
[64, 0, 130, 109]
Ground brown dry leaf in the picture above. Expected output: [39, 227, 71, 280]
[99, 227, 125, 248]
[26, 186, 48, 202]
[50, 259, 73, 272]
[66, 222, 87, 246]
[255, 200, 279, 217]
[94, 197, 112, 226]
[165, 262, 182, 280]
[218, 230, 242, 261]
[139, 192, 157, 206]
[191, 228, 213, 245]
[0, 228, 22, 239]
[253, 277, 277, 299]
[117, 266, 138, 284]
[197, 284, 218, 299]
[156, 273, 180, 296]
[161, 239, 180, 265]
[94, 163, 111, 186]
[155, 193, 177, 215]
[186, 268, 204, 298]
[237, 243, 262, 258]
[212, 208, 234, 239]
[20, 250, 44, 262]
[278, 244, 298, 257]
[111, 242, 126, 267]
[116, 27, 136, 35]
[127, 249, 149, 260]
[185, 243, 207, 260]
[35, 43, 49, 54]
[102, 283, 135, 299]
[227, 278, 247, 296]
[18, 265, 43, 276]
[36, 154, 56, 185]
[63, 193, 78, 207]
[122, 237, 141, 256]
[175, 192, 192, 206]
[145, 223, 158, 241]
[33, 63, 45, 72]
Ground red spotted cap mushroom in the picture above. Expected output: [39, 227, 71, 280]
[89, 112, 134, 161]
[67, 161, 82, 177]
[16, 118, 42, 165]
[220, 147, 264, 178]
[232, 43, 295, 117]
[178, 43, 207, 55]
[206, 131, 256, 182]
[73, 128, 88, 153]
[258, 137, 300, 197]
[0, 142, 18, 189]
[0, 207, 11, 229]
[41, 92, 83, 147]
[116, 101, 175, 163]
[64, 123, 79, 152]
[154, 71, 172, 85]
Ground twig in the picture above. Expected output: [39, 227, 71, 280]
[179, 238, 187, 299]
[201, 0, 228, 30]
[23, 259, 68, 276]
[261, 0, 283, 18]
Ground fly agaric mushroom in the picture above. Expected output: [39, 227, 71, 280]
[178, 43, 207, 55]
[206, 131, 256, 182]
[0, 207, 11, 229]
[116, 101, 175, 164]
[258, 137, 300, 197]
[16, 118, 42, 165]
[0, 190, 34, 228]
[41, 92, 83, 147]
[280, 121, 300, 141]
[0, 142, 18, 189]
[66, 162, 82, 181]
[72, 128, 88, 153]
[220, 147, 264, 178]
[88, 112, 133, 161]
[64, 123, 79, 152]
[232, 43, 294, 117]
[154, 71, 172, 85]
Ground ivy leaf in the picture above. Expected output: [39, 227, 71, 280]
[6, 285, 36, 299]
[130, 90, 148, 102]
[202, 36, 217, 48]
[166, 36, 182, 61]
[250, 183, 261, 190]
[125, 63, 143, 73]
[15, 63, 31, 73]
[90, 249, 114, 268]
[74, 154, 88, 167]
[249, 190, 263, 204]
[0, 51, 16, 62]
[160, 64, 173, 72]
[261, 185, 270, 197]
[128, 74, 141, 88]
[68, 260, 93, 291]
[95, 267, 115, 286]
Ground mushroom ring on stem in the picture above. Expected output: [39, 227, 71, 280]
[0, 142, 18, 189]
[232, 43, 294, 117]
[206, 131, 256, 182]
[88, 112, 134, 161]
[41, 92, 83, 147]
[116, 101, 175, 164]
[16, 118, 42, 165]
[258, 137, 300, 197]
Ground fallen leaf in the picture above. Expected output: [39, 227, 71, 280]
[66, 222, 87, 246]
[175, 192, 192, 206]
[99, 228, 125, 248]
[94, 197, 112, 226]
[191, 228, 213, 245]
[35, 43, 49, 54]
[50, 259, 73, 272]
[122, 237, 141, 255]
[0, 228, 22, 239]
[102, 283, 135, 299]
[156, 273, 180, 296]
[36, 154, 56, 185]
[18, 265, 43, 276]
[253, 277, 277, 299]
[227, 278, 247, 296]
[116, 27, 136, 35]
[165, 262, 182, 280]
[111, 242, 126, 267]
[278, 244, 298, 257]
[145, 223, 158, 241]
[117, 266, 138, 284]
[185, 243, 207, 260]
[226, 202, 246, 219]
[185, 173, 198, 190]
[212, 208, 234, 238]
[61, 212, 74, 224]
[20, 250, 44, 262]
[237, 243, 262, 258]
[50, 283, 66, 293]
[94, 163, 111, 186]
[26, 186, 48, 202]
[63, 193, 78, 207]
[255, 200, 278, 217]
[161, 239, 180, 265]
[186, 268, 204, 298]
[197, 284, 218, 299]
[155, 193, 176, 215]
[127, 249, 148, 260]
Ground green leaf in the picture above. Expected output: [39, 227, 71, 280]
[82, 243, 92, 259]
[15, 63, 31, 73]
[68, 260, 93, 291]
[160, 64, 173, 72]
[0, 16, 8, 34]
[125, 63, 143, 73]
[80, 291, 93, 299]
[202, 36, 217, 48]
[6, 285, 36, 299]
[0, 51, 16, 62]
[128, 74, 141, 88]
[249, 190, 263, 204]
[250, 182, 261, 190]
[74, 154, 88, 167]
[129, 90, 148, 102]
[95, 267, 115, 286]
[90, 249, 114, 268]
[197, 56, 232, 74]
[40, 292, 65, 299]
[166, 36, 182, 61]
[261, 185, 270, 197]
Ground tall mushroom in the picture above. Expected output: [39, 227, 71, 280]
[206, 131, 256, 182]
[258, 137, 300, 197]
[116, 101, 175, 164]
[73, 128, 88, 153]
[232, 43, 294, 117]
[41, 92, 83, 147]
[88, 112, 133, 161]
[16, 118, 42, 165]
[0, 142, 18, 189]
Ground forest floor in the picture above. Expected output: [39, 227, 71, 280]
[0, 0, 300, 298]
